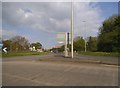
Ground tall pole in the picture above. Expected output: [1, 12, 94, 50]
[83, 21, 87, 52]
[71, 1, 74, 58]
[84, 22, 87, 52]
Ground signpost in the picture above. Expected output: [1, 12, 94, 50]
[65, 33, 68, 57]
[3, 47, 7, 53]
[57, 32, 66, 44]
[57, 32, 68, 57]
[56, 1, 74, 58]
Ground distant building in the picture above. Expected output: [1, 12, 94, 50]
[29, 46, 43, 52]
[53, 46, 61, 49]
[29, 46, 36, 51]
[37, 48, 43, 52]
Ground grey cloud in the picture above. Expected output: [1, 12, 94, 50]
[2, 29, 17, 40]
[2, 2, 102, 38]
[3, 2, 71, 33]
[74, 2, 102, 37]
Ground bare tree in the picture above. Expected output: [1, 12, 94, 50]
[10, 36, 30, 52]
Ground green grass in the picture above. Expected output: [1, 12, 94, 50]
[2, 51, 49, 58]
[79, 51, 120, 57]
[0, 52, 2, 57]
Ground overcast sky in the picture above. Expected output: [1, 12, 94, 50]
[1, 1, 118, 48]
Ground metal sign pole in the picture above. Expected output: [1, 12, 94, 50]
[65, 32, 68, 57]
[67, 32, 69, 45]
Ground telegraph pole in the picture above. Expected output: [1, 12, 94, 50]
[71, 1, 74, 58]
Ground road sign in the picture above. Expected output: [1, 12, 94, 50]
[67, 33, 71, 45]
[57, 32, 66, 44]
[3, 47, 7, 53]
[57, 32, 68, 57]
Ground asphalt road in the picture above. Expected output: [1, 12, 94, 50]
[2, 54, 118, 86]
[3, 53, 118, 64]
[74, 53, 118, 65]
[2, 54, 54, 62]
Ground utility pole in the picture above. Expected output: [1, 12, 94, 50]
[71, 1, 74, 58]
[83, 21, 87, 52]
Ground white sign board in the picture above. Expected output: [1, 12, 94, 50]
[57, 32, 66, 44]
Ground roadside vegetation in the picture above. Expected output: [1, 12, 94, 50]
[2, 36, 49, 58]
[0, 52, 2, 57]
[79, 51, 119, 57]
[51, 15, 120, 57]
[2, 51, 48, 58]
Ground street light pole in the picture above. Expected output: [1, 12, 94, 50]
[71, 1, 74, 58]
[83, 21, 87, 52]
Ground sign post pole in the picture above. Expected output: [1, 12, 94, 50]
[65, 32, 68, 57]
[57, 32, 68, 57]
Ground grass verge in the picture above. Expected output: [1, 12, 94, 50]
[79, 51, 120, 57]
[0, 52, 1, 57]
[2, 51, 49, 58]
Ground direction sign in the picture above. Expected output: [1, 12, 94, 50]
[3, 47, 7, 53]
[57, 32, 66, 44]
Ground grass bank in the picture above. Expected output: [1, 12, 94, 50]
[0, 52, 1, 57]
[79, 51, 120, 57]
[2, 51, 49, 58]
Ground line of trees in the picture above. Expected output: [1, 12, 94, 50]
[2, 36, 42, 52]
[69, 36, 97, 52]
[97, 15, 119, 52]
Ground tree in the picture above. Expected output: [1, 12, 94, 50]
[10, 36, 30, 52]
[97, 15, 120, 52]
[3, 40, 12, 51]
[73, 36, 85, 52]
[87, 36, 97, 52]
[30, 42, 42, 49]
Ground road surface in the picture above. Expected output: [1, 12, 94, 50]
[3, 53, 118, 65]
[2, 54, 118, 86]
